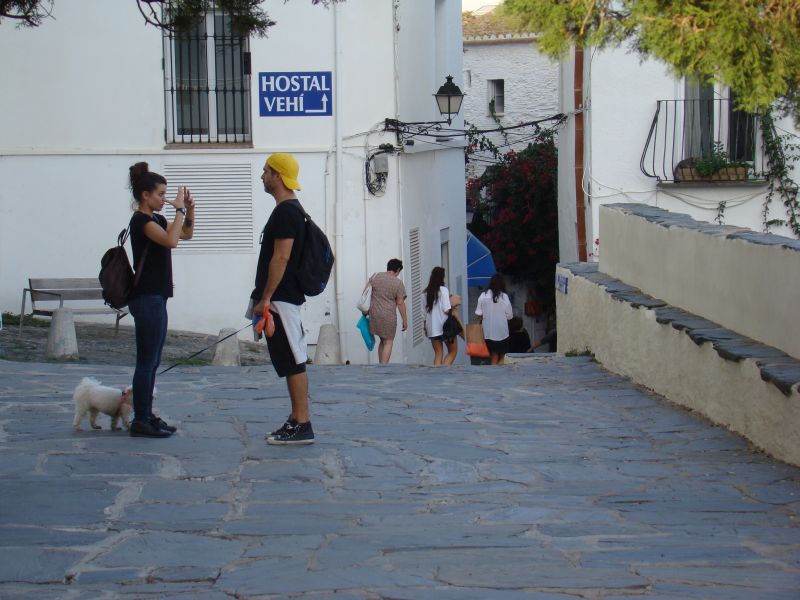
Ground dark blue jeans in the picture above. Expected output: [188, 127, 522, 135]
[128, 294, 168, 422]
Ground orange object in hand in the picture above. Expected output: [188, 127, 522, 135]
[255, 304, 276, 338]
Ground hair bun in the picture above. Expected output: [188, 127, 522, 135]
[129, 161, 149, 179]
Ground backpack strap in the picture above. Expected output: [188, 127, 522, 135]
[132, 240, 150, 288]
[286, 199, 310, 221]
[122, 219, 153, 289]
[284, 199, 309, 267]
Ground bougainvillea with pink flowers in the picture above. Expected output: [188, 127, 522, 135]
[467, 133, 559, 309]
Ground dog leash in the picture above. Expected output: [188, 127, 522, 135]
[158, 322, 252, 375]
[158, 306, 275, 375]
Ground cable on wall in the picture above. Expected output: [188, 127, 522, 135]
[365, 144, 397, 196]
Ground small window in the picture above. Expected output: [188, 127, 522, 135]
[488, 79, 504, 115]
[163, 4, 251, 144]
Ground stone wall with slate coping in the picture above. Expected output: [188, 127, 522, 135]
[599, 203, 800, 360]
[556, 261, 800, 466]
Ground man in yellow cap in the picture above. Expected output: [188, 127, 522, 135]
[251, 153, 314, 444]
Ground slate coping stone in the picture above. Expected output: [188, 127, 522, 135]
[559, 263, 800, 395]
[605, 203, 800, 253]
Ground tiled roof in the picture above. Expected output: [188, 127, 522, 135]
[462, 7, 535, 41]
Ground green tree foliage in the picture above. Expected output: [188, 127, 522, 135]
[1, 0, 344, 36]
[501, 0, 800, 122]
[468, 134, 559, 309]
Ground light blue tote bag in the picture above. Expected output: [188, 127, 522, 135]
[357, 314, 375, 351]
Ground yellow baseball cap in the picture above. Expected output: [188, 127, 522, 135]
[266, 153, 301, 190]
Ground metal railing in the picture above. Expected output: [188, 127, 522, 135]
[163, 6, 251, 144]
[640, 99, 766, 182]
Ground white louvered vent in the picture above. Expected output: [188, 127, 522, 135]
[162, 163, 253, 252]
[409, 227, 425, 346]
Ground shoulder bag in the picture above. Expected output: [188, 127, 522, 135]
[356, 274, 374, 314]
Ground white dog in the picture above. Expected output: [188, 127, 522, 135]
[72, 377, 132, 431]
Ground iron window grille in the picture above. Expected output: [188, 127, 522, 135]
[163, 4, 251, 144]
[640, 97, 766, 182]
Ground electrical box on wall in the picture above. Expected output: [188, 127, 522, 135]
[373, 154, 389, 174]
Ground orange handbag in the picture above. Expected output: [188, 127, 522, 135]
[465, 323, 490, 358]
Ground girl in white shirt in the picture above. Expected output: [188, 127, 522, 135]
[475, 273, 513, 365]
[422, 266, 452, 366]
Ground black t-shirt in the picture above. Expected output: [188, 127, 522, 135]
[129, 211, 173, 299]
[251, 199, 306, 305]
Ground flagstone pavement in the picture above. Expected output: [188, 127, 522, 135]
[0, 356, 799, 599]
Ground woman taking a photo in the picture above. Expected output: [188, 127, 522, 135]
[127, 162, 195, 438]
[422, 266, 452, 366]
[367, 258, 408, 364]
[475, 273, 513, 365]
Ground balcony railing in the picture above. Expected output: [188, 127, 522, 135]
[640, 99, 767, 183]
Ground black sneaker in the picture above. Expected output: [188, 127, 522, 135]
[269, 416, 297, 437]
[150, 415, 177, 433]
[266, 421, 314, 445]
[130, 419, 172, 438]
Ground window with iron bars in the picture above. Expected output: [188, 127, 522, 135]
[163, 5, 252, 144]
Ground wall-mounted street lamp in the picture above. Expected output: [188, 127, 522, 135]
[434, 75, 465, 125]
[384, 75, 466, 145]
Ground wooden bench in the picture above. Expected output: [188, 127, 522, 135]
[19, 278, 127, 335]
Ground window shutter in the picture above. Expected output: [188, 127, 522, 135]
[163, 163, 253, 252]
[409, 228, 425, 346]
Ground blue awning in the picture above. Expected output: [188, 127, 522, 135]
[467, 231, 496, 287]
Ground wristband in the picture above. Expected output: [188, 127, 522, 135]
[176, 207, 186, 215]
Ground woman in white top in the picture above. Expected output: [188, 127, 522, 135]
[475, 273, 513, 365]
[422, 266, 452, 366]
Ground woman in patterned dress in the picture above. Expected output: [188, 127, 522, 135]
[368, 258, 408, 363]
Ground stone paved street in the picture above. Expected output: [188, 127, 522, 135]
[1, 356, 799, 599]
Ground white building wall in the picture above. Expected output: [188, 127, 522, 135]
[2, 1, 164, 151]
[395, 0, 439, 123]
[398, 149, 468, 365]
[462, 39, 559, 177]
[560, 47, 800, 260]
[0, 0, 467, 366]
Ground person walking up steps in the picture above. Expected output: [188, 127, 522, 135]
[475, 273, 513, 365]
[367, 258, 408, 364]
[251, 153, 314, 445]
[422, 266, 452, 366]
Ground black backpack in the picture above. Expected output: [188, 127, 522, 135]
[99, 228, 148, 309]
[292, 205, 335, 297]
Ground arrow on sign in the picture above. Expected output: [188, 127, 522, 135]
[305, 94, 329, 114]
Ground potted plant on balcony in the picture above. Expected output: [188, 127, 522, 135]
[674, 142, 750, 182]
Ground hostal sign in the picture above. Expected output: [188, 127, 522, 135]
[259, 72, 332, 117]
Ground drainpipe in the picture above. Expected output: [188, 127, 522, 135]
[333, 3, 348, 362]
[574, 47, 588, 262]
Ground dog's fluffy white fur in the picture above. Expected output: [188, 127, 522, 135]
[72, 377, 132, 431]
